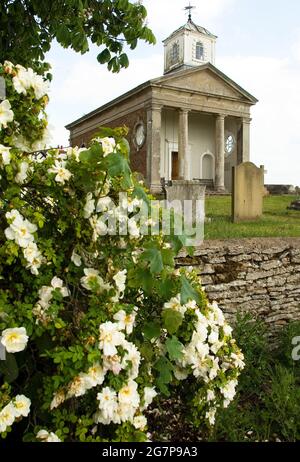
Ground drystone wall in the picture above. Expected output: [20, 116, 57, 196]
[177, 238, 300, 334]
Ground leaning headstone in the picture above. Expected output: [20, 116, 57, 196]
[232, 162, 264, 222]
[164, 180, 206, 246]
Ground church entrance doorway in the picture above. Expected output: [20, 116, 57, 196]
[202, 153, 214, 180]
[171, 151, 179, 180]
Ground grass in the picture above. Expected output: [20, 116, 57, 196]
[205, 195, 300, 239]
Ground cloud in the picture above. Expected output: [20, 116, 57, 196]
[218, 55, 300, 185]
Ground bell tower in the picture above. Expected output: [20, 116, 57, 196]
[163, 4, 217, 75]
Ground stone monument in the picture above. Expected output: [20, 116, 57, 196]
[232, 162, 264, 222]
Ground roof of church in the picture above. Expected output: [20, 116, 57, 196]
[163, 19, 217, 42]
[66, 63, 258, 130]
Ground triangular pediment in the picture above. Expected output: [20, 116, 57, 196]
[152, 64, 257, 103]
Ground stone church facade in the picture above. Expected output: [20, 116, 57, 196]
[66, 18, 258, 194]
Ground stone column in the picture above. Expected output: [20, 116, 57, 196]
[215, 114, 226, 191]
[178, 109, 189, 180]
[242, 117, 251, 162]
[147, 104, 162, 194]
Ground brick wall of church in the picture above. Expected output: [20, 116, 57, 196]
[70, 107, 148, 180]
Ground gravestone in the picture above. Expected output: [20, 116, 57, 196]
[164, 180, 206, 225]
[164, 180, 206, 246]
[232, 162, 264, 222]
[288, 200, 300, 211]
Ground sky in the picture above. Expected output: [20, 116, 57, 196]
[46, 0, 300, 186]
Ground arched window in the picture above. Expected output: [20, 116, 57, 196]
[171, 42, 179, 64]
[196, 41, 204, 60]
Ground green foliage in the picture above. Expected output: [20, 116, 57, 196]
[162, 310, 183, 335]
[0, 0, 156, 74]
[0, 69, 244, 442]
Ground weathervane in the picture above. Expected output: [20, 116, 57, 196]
[184, 2, 196, 22]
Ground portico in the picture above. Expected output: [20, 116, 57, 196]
[146, 86, 255, 194]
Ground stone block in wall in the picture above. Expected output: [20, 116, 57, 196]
[246, 270, 275, 281]
[260, 260, 282, 271]
[200, 275, 214, 285]
[287, 274, 300, 284]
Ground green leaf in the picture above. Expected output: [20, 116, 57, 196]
[141, 248, 163, 274]
[79, 148, 94, 163]
[154, 356, 173, 396]
[165, 336, 184, 361]
[162, 309, 183, 335]
[0, 353, 19, 383]
[119, 53, 129, 68]
[97, 48, 111, 64]
[107, 152, 132, 188]
[180, 275, 200, 305]
[161, 248, 175, 267]
[127, 267, 153, 294]
[143, 321, 161, 340]
[140, 343, 155, 362]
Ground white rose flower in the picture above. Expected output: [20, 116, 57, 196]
[163, 294, 186, 316]
[223, 324, 233, 337]
[13, 395, 31, 418]
[207, 389, 215, 402]
[36, 430, 61, 442]
[48, 160, 72, 185]
[220, 379, 238, 401]
[118, 380, 140, 408]
[23, 242, 39, 262]
[12, 66, 30, 95]
[5, 211, 37, 248]
[51, 277, 69, 297]
[31, 73, 49, 100]
[15, 161, 29, 184]
[85, 363, 106, 389]
[133, 415, 147, 431]
[0, 100, 14, 129]
[1, 327, 28, 353]
[81, 268, 111, 292]
[83, 193, 95, 219]
[50, 390, 66, 410]
[141, 387, 157, 411]
[99, 137, 116, 157]
[113, 270, 127, 294]
[71, 249, 82, 267]
[103, 354, 123, 375]
[0, 402, 16, 433]
[99, 321, 125, 356]
[97, 387, 118, 421]
[96, 196, 113, 213]
[205, 408, 216, 426]
[0, 145, 11, 166]
[128, 218, 140, 238]
[121, 340, 141, 379]
[38, 286, 53, 309]
[67, 375, 88, 398]
[208, 328, 219, 345]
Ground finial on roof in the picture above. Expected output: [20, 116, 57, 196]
[184, 2, 196, 22]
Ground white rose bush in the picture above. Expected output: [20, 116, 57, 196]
[0, 61, 245, 442]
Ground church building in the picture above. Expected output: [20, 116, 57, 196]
[66, 11, 258, 194]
